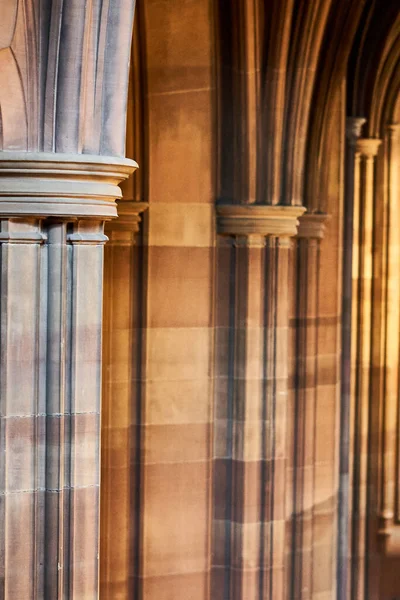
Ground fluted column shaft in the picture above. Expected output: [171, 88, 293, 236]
[212, 205, 304, 600]
[0, 215, 107, 597]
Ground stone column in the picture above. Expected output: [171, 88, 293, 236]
[290, 213, 328, 600]
[100, 200, 146, 598]
[0, 155, 137, 598]
[213, 204, 304, 600]
[0, 1, 138, 597]
[338, 116, 365, 599]
[351, 137, 381, 598]
[378, 124, 400, 555]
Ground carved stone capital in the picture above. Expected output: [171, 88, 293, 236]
[387, 123, 400, 140]
[345, 117, 366, 146]
[0, 152, 137, 219]
[216, 204, 306, 237]
[356, 138, 382, 158]
[109, 200, 148, 232]
[105, 200, 148, 245]
[297, 212, 329, 240]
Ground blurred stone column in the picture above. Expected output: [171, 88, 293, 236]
[378, 124, 400, 554]
[212, 204, 304, 600]
[338, 116, 365, 599]
[101, 200, 147, 598]
[291, 213, 328, 600]
[351, 137, 381, 599]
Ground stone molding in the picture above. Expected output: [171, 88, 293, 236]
[0, 152, 137, 219]
[297, 212, 329, 239]
[0, 223, 46, 244]
[216, 204, 306, 237]
[105, 200, 148, 246]
[106, 200, 148, 233]
[356, 138, 382, 157]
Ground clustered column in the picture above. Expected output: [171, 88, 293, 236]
[212, 204, 304, 600]
[0, 154, 136, 598]
[0, 0, 138, 596]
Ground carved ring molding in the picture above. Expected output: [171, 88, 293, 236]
[217, 204, 306, 237]
[0, 152, 138, 219]
[297, 212, 329, 239]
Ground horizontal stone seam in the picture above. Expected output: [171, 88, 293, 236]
[137, 568, 210, 579]
[148, 87, 211, 97]
[134, 459, 210, 467]
[0, 411, 100, 418]
[0, 484, 100, 495]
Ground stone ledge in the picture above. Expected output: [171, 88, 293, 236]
[0, 152, 138, 219]
[216, 204, 306, 237]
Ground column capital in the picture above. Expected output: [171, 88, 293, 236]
[108, 200, 148, 232]
[216, 204, 306, 237]
[104, 200, 148, 246]
[0, 152, 137, 220]
[387, 123, 400, 139]
[346, 117, 366, 145]
[297, 212, 329, 240]
[356, 138, 382, 158]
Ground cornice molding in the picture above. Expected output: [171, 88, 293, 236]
[216, 204, 306, 237]
[0, 152, 137, 219]
[297, 212, 329, 240]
